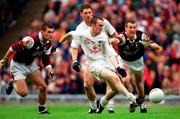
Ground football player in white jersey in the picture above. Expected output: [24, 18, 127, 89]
[51, 4, 123, 113]
[112, 18, 163, 113]
[70, 16, 136, 113]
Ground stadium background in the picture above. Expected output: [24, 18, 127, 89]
[0, 0, 180, 118]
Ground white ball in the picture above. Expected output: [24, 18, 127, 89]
[149, 88, 164, 103]
[22, 36, 34, 49]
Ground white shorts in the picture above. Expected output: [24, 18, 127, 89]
[88, 59, 115, 80]
[117, 56, 144, 74]
[10, 60, 39, 80]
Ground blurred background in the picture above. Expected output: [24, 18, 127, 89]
[0, 0, 180, 102]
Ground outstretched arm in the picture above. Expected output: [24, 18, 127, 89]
[149, 42, 163, 54]
[109, 33, 125, 45]
[51, 32, 73, 53]
[108, 55, 127, 78]
[71, 47, 81, 72]
[140, 34, 163, 54]
[0, 48, 13, 68]
[104, 42, 127, 78]
[71, 47, 79, 61]
[59, 33, 73, 43]
[0, 36, 35, 68]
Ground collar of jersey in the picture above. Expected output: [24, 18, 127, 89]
[125, 32, 137, 43]
[38, 32, 44, 45]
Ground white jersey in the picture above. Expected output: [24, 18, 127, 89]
[74, 18, 117, 58]
[76, 18, 116, 36]
[70, 30, 115, 64]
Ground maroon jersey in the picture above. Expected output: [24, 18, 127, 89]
[10, 32, 52, 66]
[114, 30, 145, 62]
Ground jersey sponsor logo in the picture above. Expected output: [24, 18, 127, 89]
[97, 41, 104, 48]
[84, 38, 91, 44]
[89, 44, 101, 55]
[32, 45, 49, 57]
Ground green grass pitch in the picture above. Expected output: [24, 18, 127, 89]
[0, 103, 180, 119]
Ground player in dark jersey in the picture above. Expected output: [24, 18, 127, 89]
[0, 23, 55, 114]
[113, 18, 162, 113]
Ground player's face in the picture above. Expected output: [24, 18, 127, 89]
[92, 19, 104, 34]
[42, 27, 54, 41]
[125, 23, 137, 39]
[80, 8, 93, 24]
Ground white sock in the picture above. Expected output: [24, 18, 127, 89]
[127, 93, 136, 103]
[100, 96, 109, 107]
[108, 100, 115, 109]
[38, 104, 45, 107]
[89, 100, 97, 110]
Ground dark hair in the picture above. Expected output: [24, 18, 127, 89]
[80, 4, 92, 13]
[90, 16, 103, 25]
[125, 18, 136, 27]
[41, 23, 54, 31]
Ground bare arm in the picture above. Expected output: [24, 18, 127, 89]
[71, 47, 81, 72]
[140, 33, 163, 54]
[108, 55, 119, 68]
[1, 37, 29, 64]
[149, 42, 163, 54]
[59, 33, 73, 43]
[51, 33, 73, 53]
[3, 48, 14, 60]
[108, 55, 127, 77]
[110, 33, 125, 44]
[45, 64, 56, 82]
[0, 48, 14, 68]
[111, 31, 119, 38]
[71, 47, 79, 61]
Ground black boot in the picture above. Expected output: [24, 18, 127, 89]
[38, 106, 50, 114]
[136, 96, 147, 113]
[6, 80, 14, 95]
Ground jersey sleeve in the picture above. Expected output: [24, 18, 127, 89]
[70, 31, 81, 48]
[10, 40, 24, 52]
[103, 18, 116, 36]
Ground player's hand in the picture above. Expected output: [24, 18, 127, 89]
[72, 60, 81, 72]
[51, 42, 61, 53]
[139, 39, 150, 48]
[109, 38, 119, 44]
[0, 59, 8, 69]
[116, 67, 127, 78]
[115, 34, 125, 44]
[49, 72, 56, 82]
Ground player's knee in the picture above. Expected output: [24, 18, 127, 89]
[19, 90, 28, 97]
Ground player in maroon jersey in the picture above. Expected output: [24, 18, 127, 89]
[0, 23, 55, 114]
[112, 18, 162, 113]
